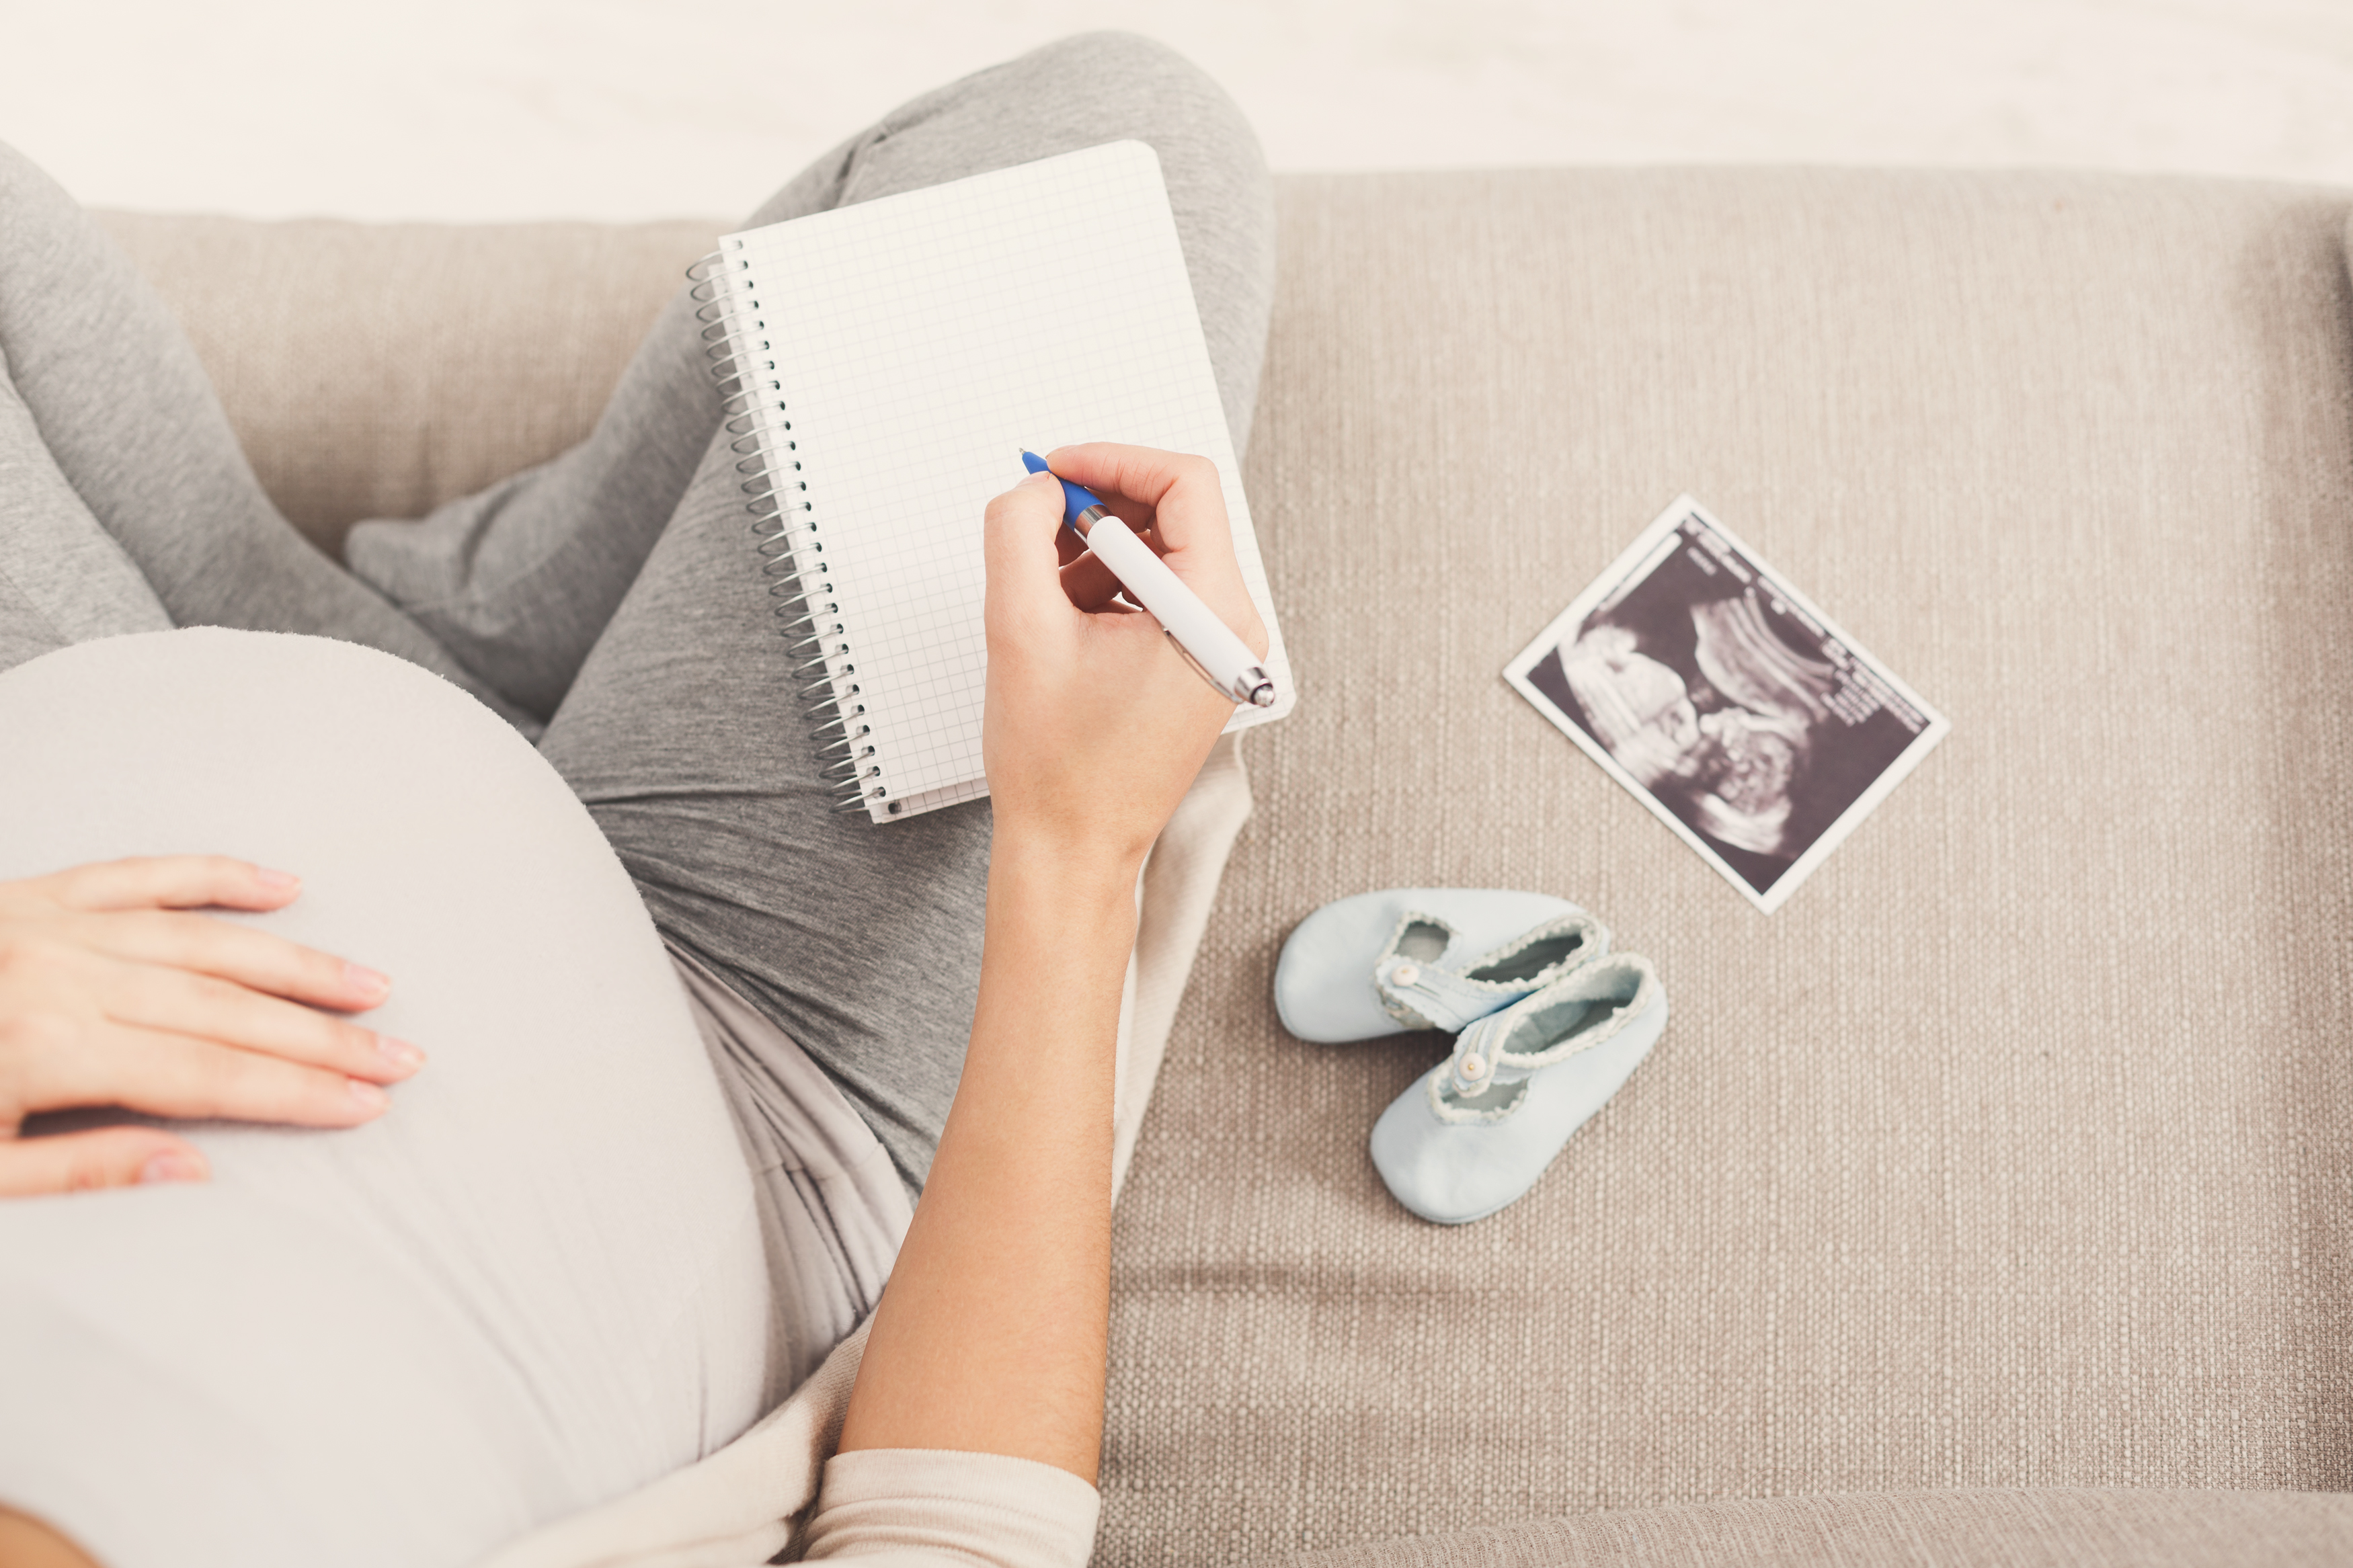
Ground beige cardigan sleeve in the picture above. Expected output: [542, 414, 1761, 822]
[799, 1450, 1101, 1567]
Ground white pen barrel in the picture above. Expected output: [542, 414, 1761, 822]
[1081, 515, 1268, 704]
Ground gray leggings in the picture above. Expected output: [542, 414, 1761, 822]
[0, 31, 1275, 1191]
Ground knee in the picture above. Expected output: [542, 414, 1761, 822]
[1016, 34, 1273, 270]
[0, 138, 79, 222]
[0, 138, 42, 194]
[998, 32, 1271, 196]
[1021, 30, 1230, 105]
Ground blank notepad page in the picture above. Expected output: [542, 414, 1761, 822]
[718, 140, 1292, 821]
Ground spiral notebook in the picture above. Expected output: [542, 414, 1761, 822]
[690, 140, 1294, 822]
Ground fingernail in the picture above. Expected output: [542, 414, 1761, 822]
[348, 1079, 389, 1112]
[344, 962, 392, 999]
[1025, 470, 1059, 487]
[375, 1035, 425, 1073]
[138, 1153, 206, 1185]
[255, 867, 300, 891]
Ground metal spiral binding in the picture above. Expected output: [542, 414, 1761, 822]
[688, 248, 886, 815]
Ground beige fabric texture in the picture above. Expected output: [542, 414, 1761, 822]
[1107, 169, 2353, 1563]
[1273, 1489, 2353, 1568]
[91, 211, 716, 553]
[94, 167, 2353, 1565]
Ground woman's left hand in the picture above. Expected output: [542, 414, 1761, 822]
[0, 856, 421, 1197]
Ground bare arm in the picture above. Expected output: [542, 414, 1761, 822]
[834, 444, 1267, 1479]
[833, 836, 1135, 1477]
[0, 1508, 99, 1568]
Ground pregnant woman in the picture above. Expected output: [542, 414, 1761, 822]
[0, 32, 1271, 1568]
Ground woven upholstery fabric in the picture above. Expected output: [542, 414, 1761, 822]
[87, 171, 2353, 1565]
[93, 211, 714, 552]
[1271, 1489, 2353, 1568]
[1098, 169, 2353, 1564]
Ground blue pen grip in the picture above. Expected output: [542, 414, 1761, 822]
[1020, 449, 1105, 529]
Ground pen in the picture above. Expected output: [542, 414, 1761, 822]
[1021, 450, 1276, 708]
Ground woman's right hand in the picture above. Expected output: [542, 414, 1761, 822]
[980, 443, 1267, 871]
[0, 856, 421, 1198]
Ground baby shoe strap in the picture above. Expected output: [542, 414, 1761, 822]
[1369, 911, 1469, 1031]
[1425, 1010, 1529, 1124]
[1494, 954, 1659, 1073]
[1373, 908, 1609, 1034]
[1425, 955, 1658, 1126]
[1376, 952, 1515, 1033]
[1445, 1009, 1514, 1097]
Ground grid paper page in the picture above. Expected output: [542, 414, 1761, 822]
[720, 140, 1293, 822]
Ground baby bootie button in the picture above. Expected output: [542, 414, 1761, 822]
[1390, 962, 1421, 987]
[1447, 1051, 1494, 1098]
[1374, 952, 1669, 1225]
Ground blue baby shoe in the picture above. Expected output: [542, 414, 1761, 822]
[1274, 889, 1608, 1044]
[1369, 952, 1665, 1225]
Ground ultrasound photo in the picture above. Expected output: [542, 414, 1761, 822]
[1505, 497, 1948, 912]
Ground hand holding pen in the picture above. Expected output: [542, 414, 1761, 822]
[982, 444, 1270, 864]
[1021, 448, 1276, 708]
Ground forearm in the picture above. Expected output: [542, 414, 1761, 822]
[0, 1508, 100, 1568]
[832, 440, 1262, 1480]
[835, 829, 1140, 1481]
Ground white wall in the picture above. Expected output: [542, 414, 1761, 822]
[7, 0, 2351, 222]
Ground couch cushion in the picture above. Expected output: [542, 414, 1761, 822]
[93, 212, 713, 552]
[1265, 1489, 2353, 1568]
[1097, 169, 2353, 1565]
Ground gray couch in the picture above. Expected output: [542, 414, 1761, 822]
[96, 165, 2353, 1567]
